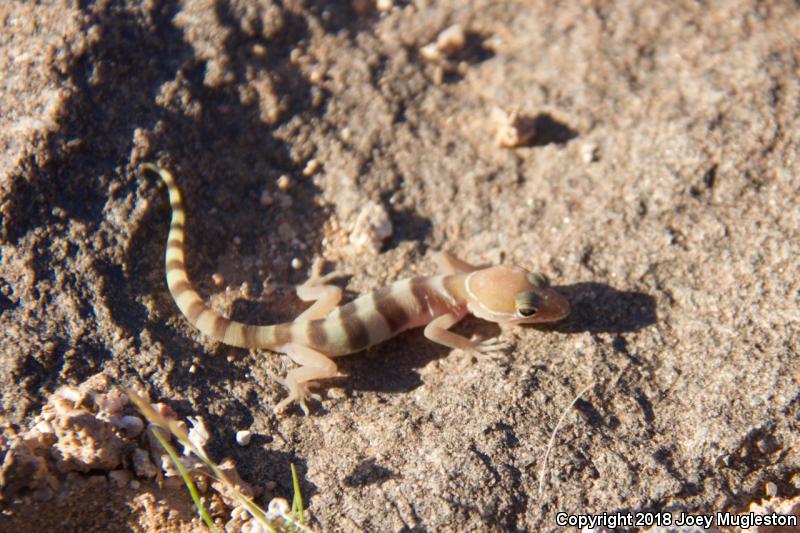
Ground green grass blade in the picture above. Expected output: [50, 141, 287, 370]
[151, 426, 219, 532]
[291, 463, 305, 528]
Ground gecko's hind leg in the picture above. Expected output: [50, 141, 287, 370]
[294, 259, 344, 322]
[270, 343, 338, 415]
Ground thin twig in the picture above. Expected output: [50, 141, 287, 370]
[538, 383, 593, 499]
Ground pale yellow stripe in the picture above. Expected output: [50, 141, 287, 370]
[175, 291, 202, 310]
[223, 323, 245, 346]
[429, 275, 456, 306]
[256, 325, 276, 347]
[322, 308, 348, 349]
[170, 209, 185, 225]
[359, 294, 392, 346]
[290, 320, 309, 345]
[195, 310, 218, 335]
[168, 225, 185, 237]
[167, 268, 189, 286]
[390, 278, 423, 317]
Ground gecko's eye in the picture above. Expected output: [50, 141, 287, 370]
[527, 272, 550, 288]
[515, 291, 540, 317]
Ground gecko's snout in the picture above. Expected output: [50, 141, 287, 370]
[538, 287, 571, 322]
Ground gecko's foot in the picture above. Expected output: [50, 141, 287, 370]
[301, 258, 344, 288]
[267, 371, 322, 416]
[471, 338, 512, 362]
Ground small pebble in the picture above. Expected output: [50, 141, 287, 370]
[377, 0, 393, 11]
[119, 415, 145, 438]
[581, 142, 599, 163]
[421, 24, 466, 62]
[227, 354, 235, 363]
[277, 175, 291, 190]
[212, 273, 225, 287]
[303, 159, 319, 176]
[268, 497, 289, 518]
[236, 430, 253, 446]
[129, 479, 141, 489]
[188, 364, 197, 374]
[309, 67, 325, 84]
[765, 481, 778, 497]
[290, 258, 303, 270]
[187, 416, 210, 452]
[233, 236, 242, 246]
[494, 109, 537, 148]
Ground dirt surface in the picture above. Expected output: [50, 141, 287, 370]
[1, 1, 799, 531]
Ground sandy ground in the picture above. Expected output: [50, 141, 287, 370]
[1, 0, 799, 531]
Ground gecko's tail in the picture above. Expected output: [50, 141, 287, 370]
[141, 164, 285, 350]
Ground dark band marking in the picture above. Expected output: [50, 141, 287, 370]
[170, 200, 183, 211]
[211, 315, 231, 339]
[170, 221, 184, 232]
[166, 258, 184, 272]
[307, 320, 328, 348]
[170, 280, 191, 296]
[274, 323, 292, 346]
[185, 300, 206, 322]
[373, 286, 410, 333]
[339, 303, 370, 350]
[167, 238, 183, 252]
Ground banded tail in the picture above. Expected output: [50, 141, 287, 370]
[143, 164, 281, 350]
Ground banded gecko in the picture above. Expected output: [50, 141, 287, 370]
[143, 164, 571, 414]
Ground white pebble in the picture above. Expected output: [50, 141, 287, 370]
[187, 416, 210, 454]
[581, 142, 599, 163]
[236, 430, 253, 446]
[118, 415, 145, 438]
[376, 0, 393, 11]
[267, 497, 289, 519]
[303, 159, 319, 176]
[347, 201, 393, 255]
[421, 24, 466, 62]
[188, 364, 197, 374]
[290, 258, 303, 270]
[260, 190, 274, 206]
[212, 272, 225, 287]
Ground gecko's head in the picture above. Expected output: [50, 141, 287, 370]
[464, 266, 570, 325]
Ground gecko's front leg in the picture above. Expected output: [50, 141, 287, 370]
[294, 259, 343, 322]
[423, 312, 510, 361]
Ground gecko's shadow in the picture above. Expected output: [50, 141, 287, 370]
[546, 282, 657, 334]
[335, 282, 656, 396]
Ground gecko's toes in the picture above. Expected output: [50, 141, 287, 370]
[301, 259, 345, 287]
[268, 371, 320, 415]
[473, 338, 512, 362]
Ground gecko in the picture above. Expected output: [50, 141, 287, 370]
[143, 164, 571, 414]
